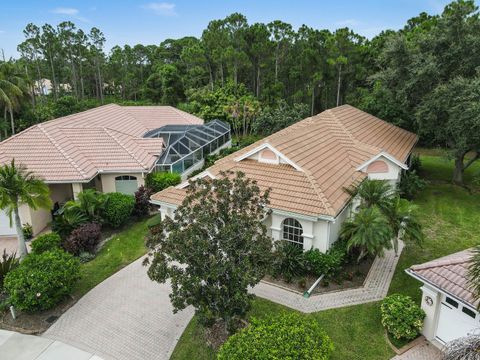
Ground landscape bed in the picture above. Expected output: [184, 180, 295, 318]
[0, 216, 151, 333]
[171, 152, 480, 360]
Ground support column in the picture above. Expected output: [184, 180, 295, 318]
[420, 285, 441, 341]
[72, 183, 83, 200]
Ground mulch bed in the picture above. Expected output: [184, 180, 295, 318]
[203, 319, 248, 350]
[264, 256, 375, 295]
[0, 295, 77, 334]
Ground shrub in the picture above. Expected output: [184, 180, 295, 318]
[304, 244, 346, 279]
[145, 172, 181, 193]
[0, 250, 19, 289]
[271, 242, 305, 282]
[3, 249, 80, 312]
[30, 232, 61, 254]
[399, 171, 426, 200]
[133, 185, 152, 217]
[104, 192, 135, 228]
[218, 313, 334, 359]
[381, 294, 425, 340]
[63, 222, 101, 255]
[22, 223, 33, 240]
[51, 207, 88, 238]
[409, 154, 422, 173]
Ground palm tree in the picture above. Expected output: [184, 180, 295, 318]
[345, 179, 394, 210]
[0, 160, 52, 259]
[382, 196, 424, 255]
[340, 207, 393, 262]
[63, 189, 108, 222]
[468, 246, 480, 307]
[0, 63, 25, 135]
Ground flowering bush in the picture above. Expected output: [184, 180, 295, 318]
[3, 249, 80, 312]
[381, 294, 425, 340]
[218, 312, 334, 359]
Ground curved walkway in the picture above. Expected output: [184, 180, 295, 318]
[43, 257, 194, 360]
[252, 241, 404, 313]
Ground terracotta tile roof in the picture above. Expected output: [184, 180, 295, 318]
[408, 249, 476, 307]
[0, 104, 203, 182]
[151, 105, 417, 217]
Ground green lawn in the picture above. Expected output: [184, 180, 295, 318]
[73, 217, 151, 297]
[171, 152, 480, 360]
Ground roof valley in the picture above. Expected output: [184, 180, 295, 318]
[37, 124, 89, 179]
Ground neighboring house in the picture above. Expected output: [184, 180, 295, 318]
[33, 79, 71, 96]
[151, 105, 417, 252]
[406, 249, 480, 347]
[0, 104, 231, 237]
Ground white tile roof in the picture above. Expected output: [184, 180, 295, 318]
[152, 105, 418, 217]
[0, 104, 203, 182]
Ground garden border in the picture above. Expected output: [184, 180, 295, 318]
[252, 241, 404, 313]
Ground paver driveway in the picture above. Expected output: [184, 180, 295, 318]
[43, 257, 194, 360]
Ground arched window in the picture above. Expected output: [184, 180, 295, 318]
[282, 218, 304, 247]
[115, 175, 137, 181]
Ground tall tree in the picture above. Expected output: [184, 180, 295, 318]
[145, 171, 272, 332]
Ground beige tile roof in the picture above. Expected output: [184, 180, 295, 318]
[152, 105, 417, 217]
[0, 104, 203, 182]
[409, 249, 476, 307]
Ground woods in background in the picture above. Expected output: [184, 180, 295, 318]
[1, 0, 480, 184]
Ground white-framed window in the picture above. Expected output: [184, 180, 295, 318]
[115, 175, 137, 181]
[282, 218, 304, 247]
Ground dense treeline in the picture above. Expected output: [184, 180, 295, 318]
[1, 0, 479, 183]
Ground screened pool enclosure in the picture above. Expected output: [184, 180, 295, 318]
[145, 120, 231, 174]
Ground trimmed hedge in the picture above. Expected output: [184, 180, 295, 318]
[381, 294, 425, 340]
[218, 313, 334, 359]
[104, 192, 135, 228]
[145, 172, 181, 193]
[63, 222, 101, 255]
[30, 232, 61, 254]
[4, 249, 80, 312]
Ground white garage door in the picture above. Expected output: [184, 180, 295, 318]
[436, 295, 480, 344]
[114, 175, 138, 195]
[0, 209, 16, 236]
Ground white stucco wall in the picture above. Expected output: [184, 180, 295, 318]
[270, 211, 330, 252]
[327, 203, 351, 249]
[419, 284, 442, 341]
[363, 156, 403, 188]
[100, 173, 145, 193]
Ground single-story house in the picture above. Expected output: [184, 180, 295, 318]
[151, 105, 418, 252]
[406, 249, 480, 347]
[0, 104, 231, 237]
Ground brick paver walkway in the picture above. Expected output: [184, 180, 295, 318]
[252, 241, 404, 313]
[44, 257, 194, 360]
[391, 339, 442, 360]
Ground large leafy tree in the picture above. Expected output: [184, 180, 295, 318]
[145, 171, 272, 331]
[0, 160, 52, 259]
[416, 76, 480, 185]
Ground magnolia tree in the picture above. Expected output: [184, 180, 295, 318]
[144, 171, 272, 332]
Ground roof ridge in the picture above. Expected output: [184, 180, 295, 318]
[37, 124, 89, 179]
[411, 253, 472, 272]
[104, 128, 149, 169]
[302, 169, 335, 216]
[325, 109, 366, 170]
[170, 107, 196, 125]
